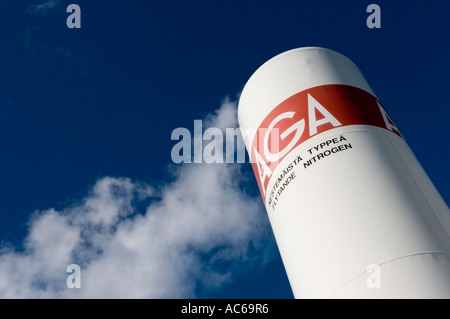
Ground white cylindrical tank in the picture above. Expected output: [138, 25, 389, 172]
[238, 47, 450, 298]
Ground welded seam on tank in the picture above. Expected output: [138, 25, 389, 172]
[328, 251, 450, 298]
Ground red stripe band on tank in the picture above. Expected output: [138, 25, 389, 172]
[250, 84, 402, 200]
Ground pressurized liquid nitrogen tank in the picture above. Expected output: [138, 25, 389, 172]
[238, 47, 450, 298]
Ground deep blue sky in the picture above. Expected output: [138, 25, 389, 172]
[0, 1, 449, 298]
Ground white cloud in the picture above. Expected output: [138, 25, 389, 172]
[0, 100, 274, 298]
[28, 0, 60, 15]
